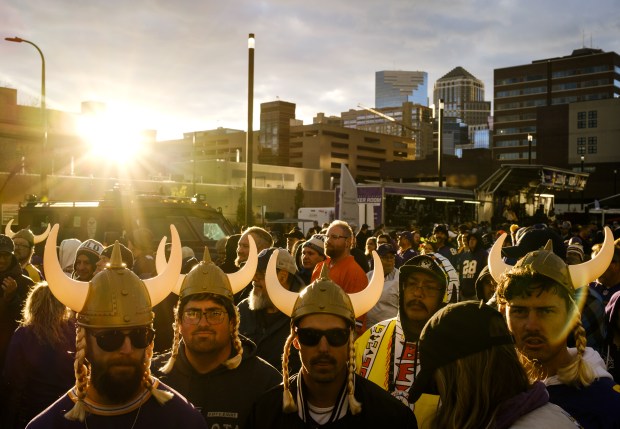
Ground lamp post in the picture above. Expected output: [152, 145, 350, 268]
[5, 36, 47, 198]
[614, 169, 617, 195]
[437, 99, 444, 188]
[246, 33, 255, 226]
[580, 155, 585, 210]
[527, 134, 533, 165]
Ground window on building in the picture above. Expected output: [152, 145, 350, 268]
[577, 111, 586, 129]
[577, 136, 587, 155]
[587, 136, 597, 154]
[588, 110, 598, 128]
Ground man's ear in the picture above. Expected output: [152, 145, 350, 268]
[293, 335, 301, 351]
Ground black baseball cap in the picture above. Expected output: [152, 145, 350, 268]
[409, 301, 514, 402]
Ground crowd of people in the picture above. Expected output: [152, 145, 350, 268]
[0, 215, 619, 428]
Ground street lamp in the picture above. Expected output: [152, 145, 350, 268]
[580, 155, 585, 210]
[527, 134, 533, 165]
[437, 99, 444, 187]
[246, 33, 255, 226]
[5, 36, 48, 198]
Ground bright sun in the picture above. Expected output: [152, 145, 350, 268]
[77, 102, 147, 165]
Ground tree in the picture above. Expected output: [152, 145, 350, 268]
[294, 182, 304, 216]
[236, 183, 254, 227]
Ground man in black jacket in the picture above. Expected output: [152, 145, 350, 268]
[153, 247, 280, 429]
[248, 250, 417, 428]
[0, 235, 34, 369]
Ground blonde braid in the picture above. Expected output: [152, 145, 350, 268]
[159, 319, 181, 374]
[282, 331, 297, 413]
[223, 309, 243, 369]
[143, 343, 173, 404]
[347, 331, 362, 415]
[557, 318, 594, 387]
[64, 326, 89, 421]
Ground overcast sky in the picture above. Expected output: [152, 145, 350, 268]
[2, 0, 619, 140]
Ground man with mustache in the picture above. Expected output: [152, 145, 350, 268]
[27, 227, 206, 428]
[492, 228, 620, 429]
[355, 253, 459, 428]
[249, 251, 417, 428]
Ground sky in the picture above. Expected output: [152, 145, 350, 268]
[2, 0, 619, 140]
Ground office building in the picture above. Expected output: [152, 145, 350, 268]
[493, 47, 620, 163]
[433, 66, 490, 127]
[376, 71, 428, 108]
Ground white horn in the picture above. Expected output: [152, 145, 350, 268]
[350, 251, 384, 317]
[568, 226, 614, 288]
[5, 219, 15, 238]
[155, 234, 185, 295]
[33, 223, 51, 244]
[43, 224, 89, 312]
[227, 234, 257, 293]
[488, 233, 512, 283]
[264, 249, 299, 317]
[144, 225, 182, 305]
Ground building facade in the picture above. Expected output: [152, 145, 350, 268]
[375, 70, 428, 108]
[493, 48, 620, 164]
[433, 66, 490, 126]
[258, 100, 296, 166]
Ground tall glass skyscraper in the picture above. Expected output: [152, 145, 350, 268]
[375, 71, 428, 108]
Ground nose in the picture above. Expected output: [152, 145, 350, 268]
[317, 335, 330, 352]
[118, 335, 134, 354]
[524, 311, 540, 331]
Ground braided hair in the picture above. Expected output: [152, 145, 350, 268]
[64, 325, 171, 422]
[281, 324, 361, 415]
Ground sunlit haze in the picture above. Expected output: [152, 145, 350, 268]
[2, 0, 619, 140]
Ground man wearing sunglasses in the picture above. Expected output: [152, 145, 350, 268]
[355, 253, 459, 428]
[27, 226, 207, 429]
[154, 249, 280, 428]
[249, 252, 416, 428]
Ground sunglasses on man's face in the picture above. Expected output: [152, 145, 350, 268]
[90, 327, 155, 352]
[295, 327, 350, 347]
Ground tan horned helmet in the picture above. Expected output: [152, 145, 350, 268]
[154, 234, 257, 299]
[156, 235, 258, 374]
[488, 226, 614, 290]
[5, 219, 51, 244]
[44, 224, 183, 327]
[43, 224, 182, 422]
[265, 249, 384, 416]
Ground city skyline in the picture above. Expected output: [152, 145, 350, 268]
[2, 0, 619, 140]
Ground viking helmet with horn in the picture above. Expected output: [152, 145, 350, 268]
[158, 236, 258, 373]
[265, 249, 384, 415]
[43, 224, 182, 421]
[488, 226, 614, 291]
[5, 219, 51, 244]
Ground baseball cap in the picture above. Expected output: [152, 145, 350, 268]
[257, 247, 297, 275]
[0, 235, 15, 254]
[398, 231, 413, 241]
[399, 254, 448, 289]
[502, 225, 566, 260]
[302, 234, 325, 257]
[284, 228, 305, 240]
[377, 243, 397, 257]
[409, 301, 514, 402]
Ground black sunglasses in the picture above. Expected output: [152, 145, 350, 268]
[296, 327, 350, 347]
[91, 327, 155, 352]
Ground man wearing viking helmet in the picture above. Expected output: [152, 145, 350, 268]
[5, 221, 51, 283]
[490, 226, 620, 429]
[27, 225, 207, 429]
[248, 250, 417, 428]
[152, 237, 281, 428]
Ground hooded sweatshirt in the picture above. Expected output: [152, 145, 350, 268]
[606, 291, 620, 383]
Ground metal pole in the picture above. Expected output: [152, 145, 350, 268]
[246, 33, 255, 226]
[438, 99, 444, 188]
[5, 37, 47, 198]
[527, 134, 532, 165]
[580, 156, 585, 210]
[192, 132, 196, 195]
